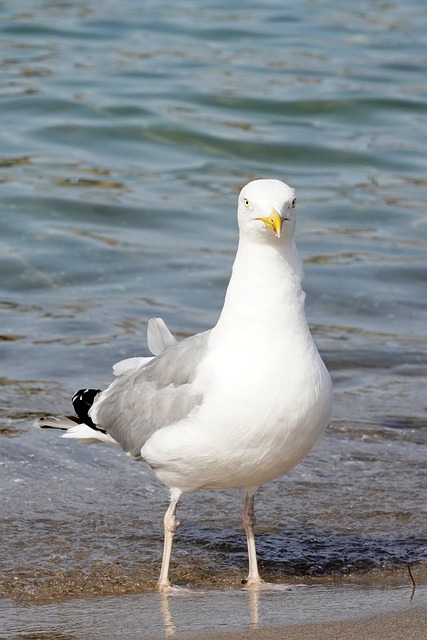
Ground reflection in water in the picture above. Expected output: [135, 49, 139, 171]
[159, 587, 262, 636]
[159, 586, 296, 635]
[248, 587, 260, 628]
[160, 591, 177, 637]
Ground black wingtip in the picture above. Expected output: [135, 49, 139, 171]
[72, 388, 105, 432]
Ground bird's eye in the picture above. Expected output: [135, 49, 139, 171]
[291, 197, 297, 209]
[243, 197, 250, 208]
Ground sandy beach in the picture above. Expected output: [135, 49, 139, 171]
[167, 608, 427, 640]
[3, 580, 426, 639]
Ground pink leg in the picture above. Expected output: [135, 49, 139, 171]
[242, 489, 294, 591]
[157, 488, 182, 590]
[243, 489, 264, 586]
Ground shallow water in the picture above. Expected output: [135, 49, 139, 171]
[2, 584, 426, 639]
[1, 0, 427, 615]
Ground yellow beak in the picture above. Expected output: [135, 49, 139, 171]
[255, 208, 283, 238]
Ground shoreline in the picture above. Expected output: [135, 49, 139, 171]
[3, 581, 426, 639]
[170, 607, 427, 640]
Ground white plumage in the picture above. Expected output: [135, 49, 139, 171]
[37, 179, 333, 590]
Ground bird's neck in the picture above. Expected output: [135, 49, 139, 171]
[213, 238, 309, 348]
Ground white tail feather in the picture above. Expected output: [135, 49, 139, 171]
[61, 423, 117, 445]
[147, 317, 177, 356]
[112, 317, 176, 376]
[35, 415, 117, 445]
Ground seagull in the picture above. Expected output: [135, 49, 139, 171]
[36, 179, 333, 590]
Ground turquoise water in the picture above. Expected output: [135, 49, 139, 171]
[1, 0, 426, 611]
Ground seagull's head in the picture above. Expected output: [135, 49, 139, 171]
[237, 179, 297, 243]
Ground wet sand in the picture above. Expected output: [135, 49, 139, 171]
[170, 607, 427, 640]
[3, 581, 426, 639]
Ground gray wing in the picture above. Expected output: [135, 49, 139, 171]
[90, 330, 210, 459]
